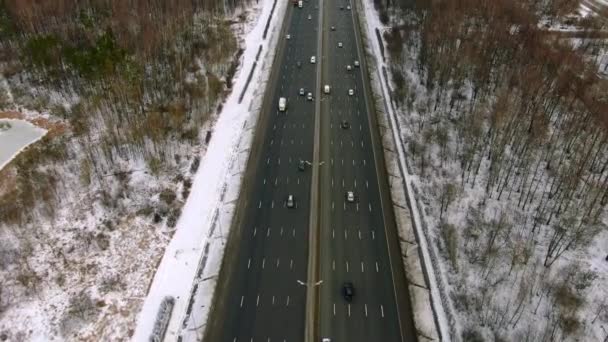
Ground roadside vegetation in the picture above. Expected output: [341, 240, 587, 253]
[0, 0, 253, 339]
[377, 0, 608, 340]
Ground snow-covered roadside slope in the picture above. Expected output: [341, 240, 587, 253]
[132, 0, 286, 339]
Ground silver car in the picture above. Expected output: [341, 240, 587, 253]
[346, 191, 355, 202]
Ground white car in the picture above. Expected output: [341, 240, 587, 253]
[299, 88, 305, 96]
[310, 56, 316, 63]
[338, 42, 343, 48]
[354, 60, 360, 67]
[324, 85, 331, 94]
[348, 89, 354, 96]
[287, 195, 295, 208]
[347, 5, 351, 10]
[346, 65, 352, 71]
[286, 34, 291, 39]
[346, 191, 355, 202]
[331, 26, 336, 31]
[307, 92, 313, 101]
[322, 339, 331, 342]
[308, 14, 312, 20]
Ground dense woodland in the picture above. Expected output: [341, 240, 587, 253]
[378, 0, 608, 340]
[0, 0, 249, 224]
[0, 0, 252, 339]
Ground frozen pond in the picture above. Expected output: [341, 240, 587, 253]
[0, 119, 47, 171]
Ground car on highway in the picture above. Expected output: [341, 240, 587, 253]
[299, 88, 305, 96]
[298, 160, 306, 171]
[338, 42, 343, 48]
[346, 191, 355, 202]
[310, 56, 316, 64]
[346, 65, 352, 71]
[307, 92, 313, 101]
[324, 85, 331, 94]
[308, 14, 312, 20]
[347, 5, 351, 10]
[354, 60, 360, 67]
[297, 61, 302, 68]
[348, 89, 354, 96]
[322, 339, 331, 342]
[342, 282, 355, 301]
[287, 195, 295, 208]
[286, 34, 291, 39]
[331, 26, 336, 31]
[341, 120, 350, 129]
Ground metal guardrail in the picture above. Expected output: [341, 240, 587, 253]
[263, 0, 279, 39]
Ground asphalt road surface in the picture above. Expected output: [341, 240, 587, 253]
[207, 1, 321, 341]
[317, 0, 417, 341]
[206, 0, 417, 340]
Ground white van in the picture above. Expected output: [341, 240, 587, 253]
[279, 97, 287, 111]
[298, 0, 303, 8]
[324, 85, 330, 94]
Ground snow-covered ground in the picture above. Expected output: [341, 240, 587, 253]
[580, 0, 608, 17]
[132, 0, 286, 340]
[0, 119, 46, 171]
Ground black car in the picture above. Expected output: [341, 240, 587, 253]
[297, 61, 302, 68]
[341, 120, 350, 129]
[298, 160, 306, 171]
[342, 282, 354, 301]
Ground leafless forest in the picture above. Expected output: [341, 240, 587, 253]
[380, 0, 608, 340]
[0, 0, 253, 339]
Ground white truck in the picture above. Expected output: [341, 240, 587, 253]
[279, 97, 287, 111]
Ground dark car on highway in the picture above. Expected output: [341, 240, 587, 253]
[342, 282, 354, 301]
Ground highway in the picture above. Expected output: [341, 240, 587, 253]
[317, 0, 417, 341]
[204, 0, 320, 341]
[205, 0, 417, 340]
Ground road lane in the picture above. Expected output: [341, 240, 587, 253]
[318, 0, 417, 341]
[205, 1, 321, 341]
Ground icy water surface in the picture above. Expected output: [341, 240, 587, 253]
[0, 119, 46, 170]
